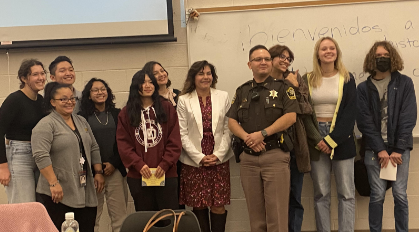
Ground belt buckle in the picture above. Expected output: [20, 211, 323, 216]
[245, 148, 261, 156]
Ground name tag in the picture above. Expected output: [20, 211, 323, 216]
[79, 170, 87, 187]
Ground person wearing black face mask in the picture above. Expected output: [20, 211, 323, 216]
[357, 41, 417, 232]
[375, 56, 391, 73]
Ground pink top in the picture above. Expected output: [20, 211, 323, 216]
[0, 202, 58, 232]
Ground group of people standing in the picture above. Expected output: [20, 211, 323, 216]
[0, 56, 231, 232]
[226, 37, 415, 232]
[0, 35, 416, 232]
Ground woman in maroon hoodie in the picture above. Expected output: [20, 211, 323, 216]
[117, 69, 181, 211]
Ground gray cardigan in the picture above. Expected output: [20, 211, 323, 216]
[32, 110, 101, 208]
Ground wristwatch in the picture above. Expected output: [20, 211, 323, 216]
[261, 129, 268, 138]
[95, 170, 104, 175]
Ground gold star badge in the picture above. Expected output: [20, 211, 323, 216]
[269, 90, 278, 99]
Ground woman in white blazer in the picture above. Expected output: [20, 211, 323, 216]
[177, 60, 232, 232]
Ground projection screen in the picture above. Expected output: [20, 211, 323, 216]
[0, 0, 175, 49]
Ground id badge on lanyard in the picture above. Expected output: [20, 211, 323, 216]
[79, 156, 86, 187]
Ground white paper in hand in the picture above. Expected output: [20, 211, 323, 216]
[380, 164, 397, 181]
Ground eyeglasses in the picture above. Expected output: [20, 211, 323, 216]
[250, 57, 272, 62]
[278, 54, 294, 64]
[90, 88, 107, 94]
[53, 97, 79, 103]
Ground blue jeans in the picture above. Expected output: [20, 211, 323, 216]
[289, 151, 304, 232]
[310, 122, 355, 232]
[365, 149, 410, 232]
[5, 140, 39, 203]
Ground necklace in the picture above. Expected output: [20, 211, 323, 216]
[94, 111, 109, 125]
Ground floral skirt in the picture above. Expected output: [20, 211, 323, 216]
[179, 161, 230, 207]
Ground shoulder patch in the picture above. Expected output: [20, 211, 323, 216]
[286, 87, 297, 100]
[231, 93, 236, 104]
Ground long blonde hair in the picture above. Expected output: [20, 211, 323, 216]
[308, 37, 350, 88]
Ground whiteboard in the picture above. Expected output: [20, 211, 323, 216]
[187, 0, 419, 135]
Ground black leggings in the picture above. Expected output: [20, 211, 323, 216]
[127, 177, 179, 211]
[39, 193, 97, 231]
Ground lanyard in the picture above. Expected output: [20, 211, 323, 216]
[72, 129, 85, 170]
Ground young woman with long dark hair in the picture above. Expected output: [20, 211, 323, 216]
[142, 61, 181, 107]
[142, 61, 185, 209]
[117, 70, 181, 211]
[79, 78, 128, 232]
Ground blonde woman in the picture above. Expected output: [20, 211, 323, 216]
[302, 37, 356, 232]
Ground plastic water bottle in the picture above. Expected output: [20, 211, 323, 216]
[61, 212, 79, 232]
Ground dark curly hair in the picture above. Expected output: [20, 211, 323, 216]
[180, 60, 218, 95]
[126, 69, 167, 126]
[363, 41, 404, 76]
[80, 78, 116, 115]
[142, 61, 172, 88]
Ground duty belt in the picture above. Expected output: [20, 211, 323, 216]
[243, 140, 280, 156]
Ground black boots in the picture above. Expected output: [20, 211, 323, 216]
[193, 209, 228, 232]
[193, 208, 211, 232]
[210, 210, 227, 232]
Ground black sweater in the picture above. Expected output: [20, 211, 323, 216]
[0, 91, 44, 163]
[78, 108, 127, 177]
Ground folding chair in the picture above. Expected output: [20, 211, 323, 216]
[120, 209, 201, 232]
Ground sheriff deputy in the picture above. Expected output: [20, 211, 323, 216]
[226, 45, 300, 232]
